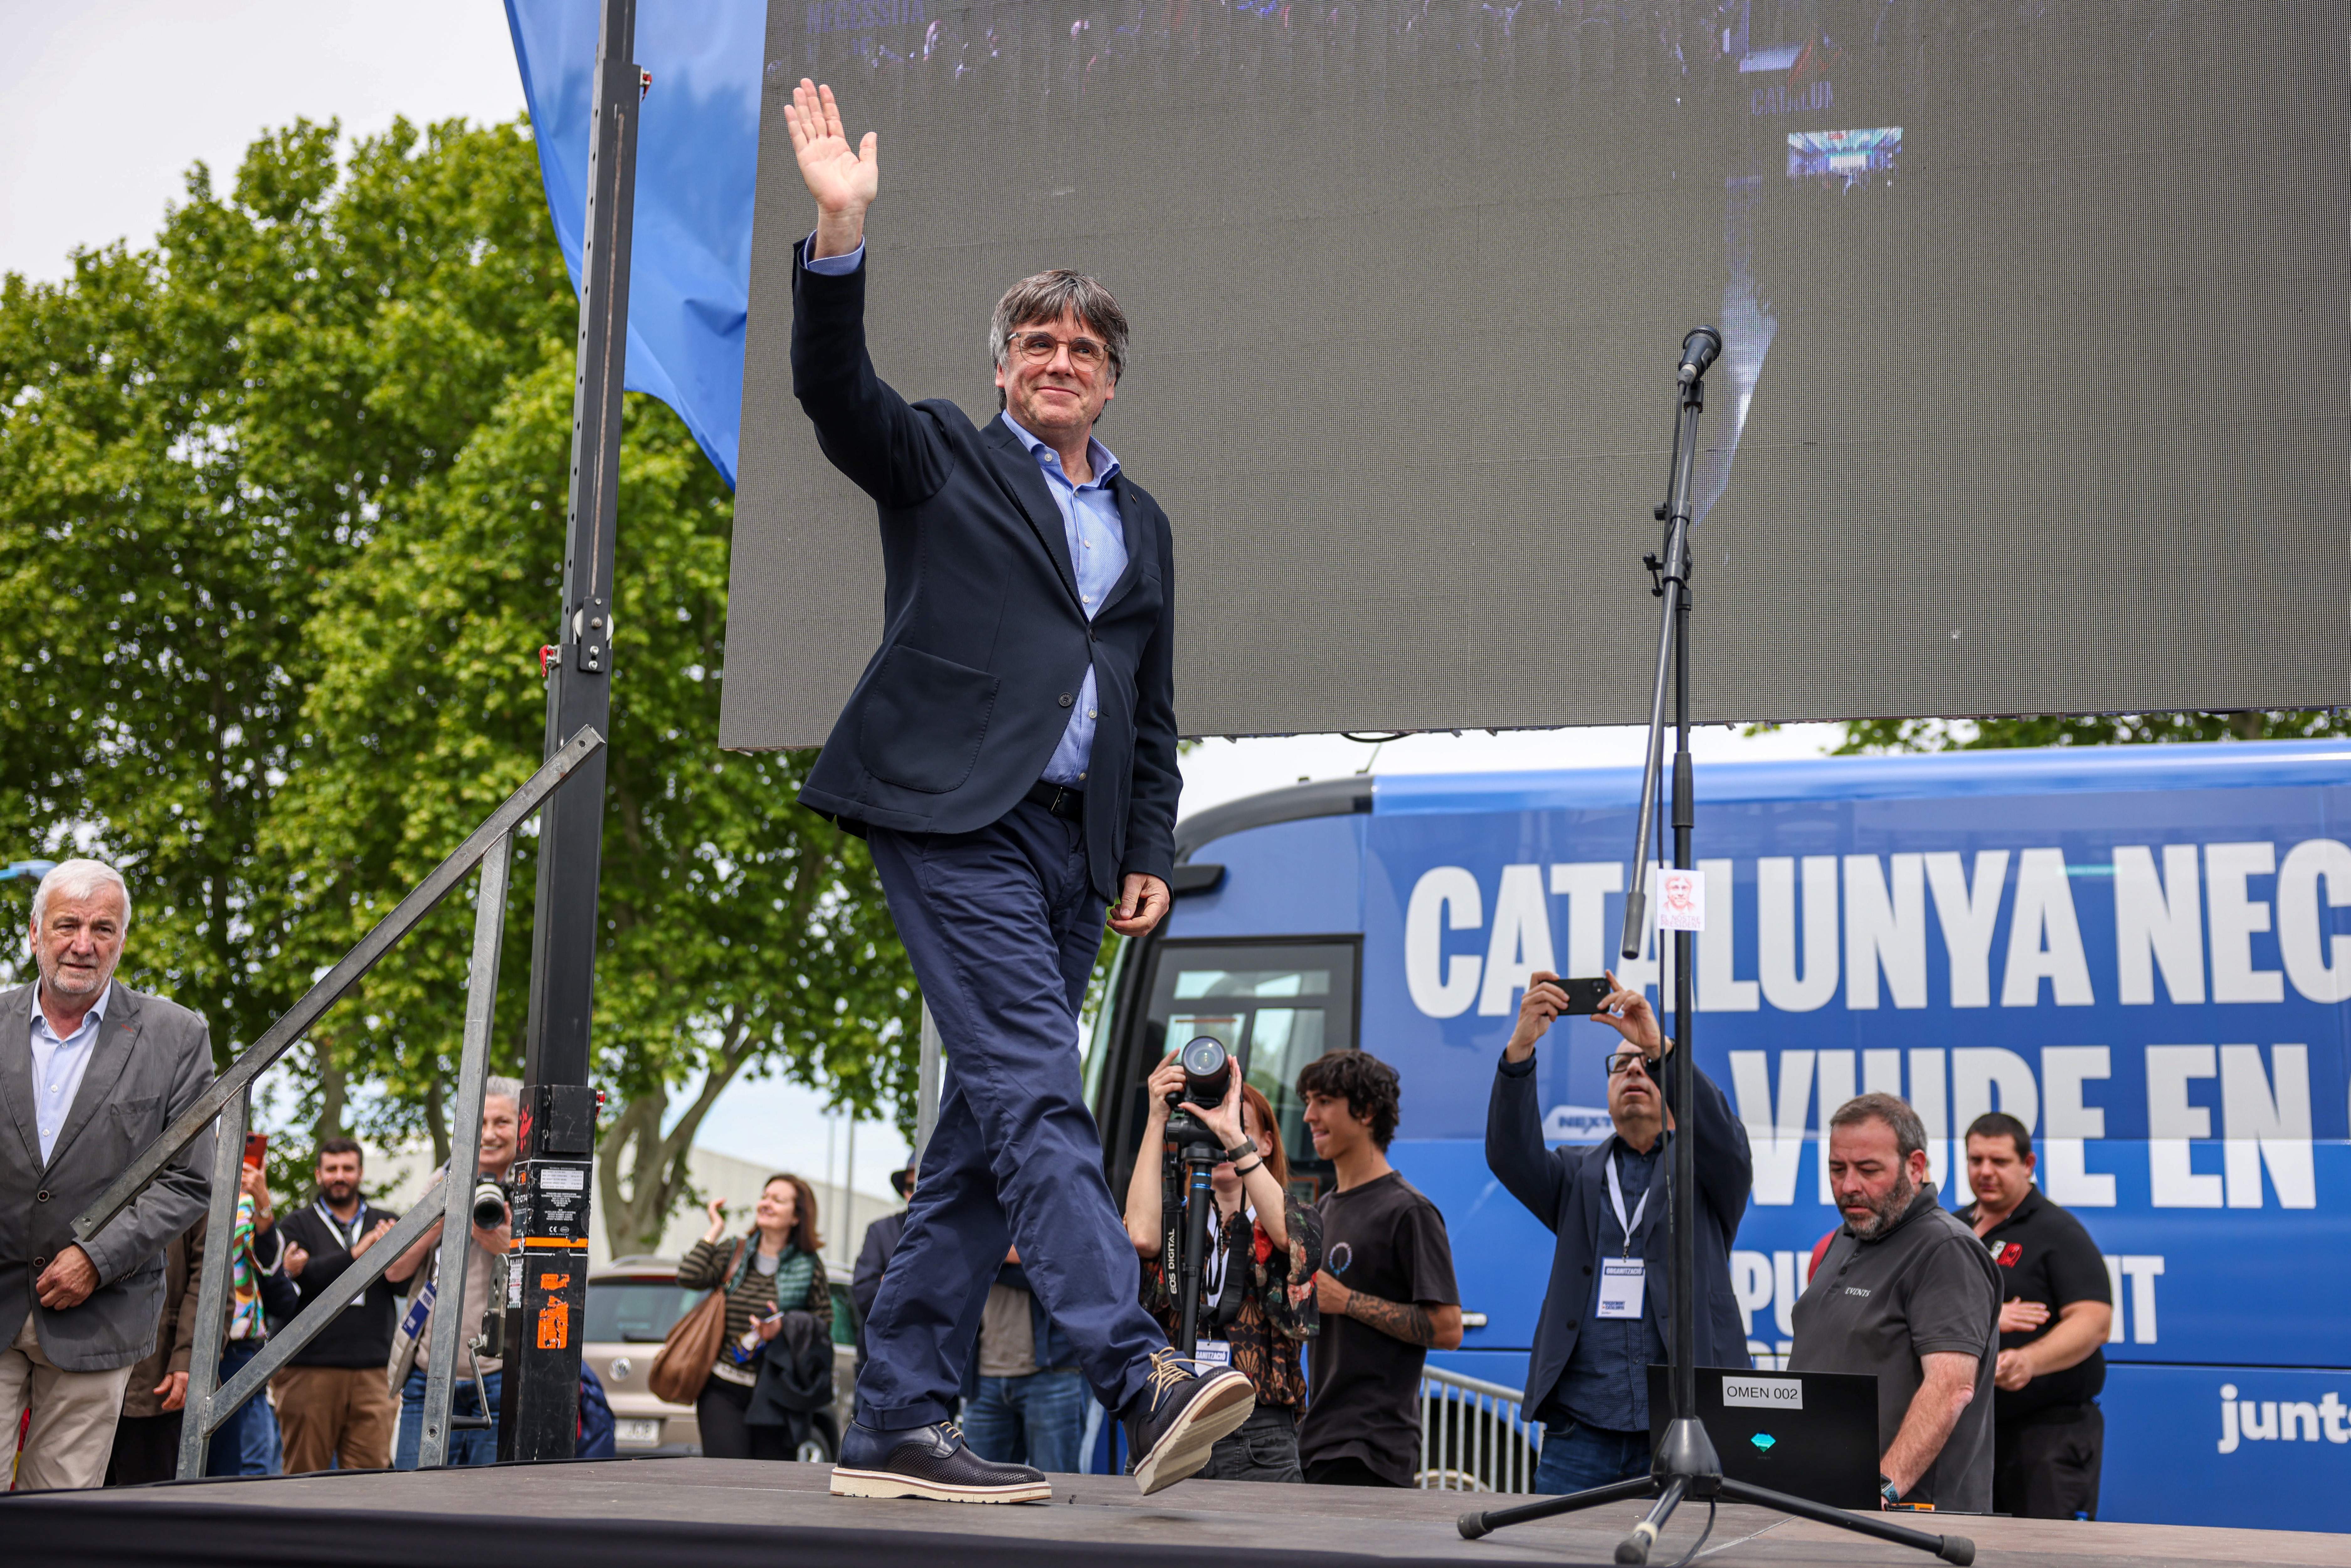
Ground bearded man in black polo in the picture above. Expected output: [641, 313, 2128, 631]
[1790, 1093, 2000, 1513]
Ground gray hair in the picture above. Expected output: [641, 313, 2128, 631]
[483, 1075, 523, 1109]
[988, 270, 1129, 391]
[31, 858, 131, 932]
[1829, 1092, 1928, 1164]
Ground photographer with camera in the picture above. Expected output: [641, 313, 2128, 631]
[385, 1077, 519, 1468]
[1122, 1048, 1321, 1482]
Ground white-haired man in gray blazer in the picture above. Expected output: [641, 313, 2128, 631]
[0, 859, 214, 1489]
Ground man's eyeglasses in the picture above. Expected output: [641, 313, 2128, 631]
[1605, 1051, 1656, 1078]
[1006, 329, 1110, 371]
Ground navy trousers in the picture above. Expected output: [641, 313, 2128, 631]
[857, 800, 1167, 1429]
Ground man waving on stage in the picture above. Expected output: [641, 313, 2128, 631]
[782, 80, 1252, 1503]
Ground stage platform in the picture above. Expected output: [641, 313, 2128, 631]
[7, 1458, 2341, 1568]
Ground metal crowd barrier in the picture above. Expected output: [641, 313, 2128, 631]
[70, 728, 605, 1478]
[1416, 1364, 1545, 1493]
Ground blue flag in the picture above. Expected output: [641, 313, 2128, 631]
[505, 1, 764, 486]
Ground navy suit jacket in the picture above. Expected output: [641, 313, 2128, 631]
[788, 241, 1181, 903]
[1485, 1050, 1754, 1419]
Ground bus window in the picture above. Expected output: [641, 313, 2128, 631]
[1134, 941, 1358, 1201]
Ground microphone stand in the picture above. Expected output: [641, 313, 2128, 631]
[1457, 333, 1973, 1568]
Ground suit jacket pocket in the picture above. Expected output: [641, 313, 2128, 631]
[858, 645, 999, 794]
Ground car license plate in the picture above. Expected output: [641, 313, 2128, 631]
[617, 1419, 662, 1446]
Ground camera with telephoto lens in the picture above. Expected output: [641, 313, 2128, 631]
[471, 1178, 510, 1229]
[1160, 1037, 1244, 1356]
[1171, 1035, 1232, 1111]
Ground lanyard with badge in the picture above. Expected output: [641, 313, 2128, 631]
[317, 1198, 372, 1309]
[1595, 1153, 1650, 1319]
[1192, 1203, 1256, 1368]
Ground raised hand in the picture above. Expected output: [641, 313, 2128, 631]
[1590, 969, 1664, 1057]
[784, 79, 876, 257]
[1143, 1050, 1186, 1127]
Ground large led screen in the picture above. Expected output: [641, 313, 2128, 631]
[721, 0, 2350, 747]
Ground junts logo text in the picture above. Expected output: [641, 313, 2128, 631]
[2216, 1385, 2351, 1452]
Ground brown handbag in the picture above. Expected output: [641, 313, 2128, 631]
[648, 1239, 745, 1407]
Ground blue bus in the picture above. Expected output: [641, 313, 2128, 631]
[1083, 741, 2351, 1528]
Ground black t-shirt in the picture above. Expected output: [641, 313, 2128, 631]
[266, 1199, 406, 1367]
[1953, 1187, 2110, 1422]
[1300, 1170, 1460, 1487]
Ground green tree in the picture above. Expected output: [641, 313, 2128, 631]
[1835, 710, 2351, 754]
[0, 114, 580, 1127]
[1, 114, 922, 1252]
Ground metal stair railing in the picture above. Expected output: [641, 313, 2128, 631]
[69, 726, 604, 1479]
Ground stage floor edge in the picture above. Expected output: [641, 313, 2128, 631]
[6, 1457, 2342, 1568]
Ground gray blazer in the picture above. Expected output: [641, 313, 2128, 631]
[0, 980, 215, 1371]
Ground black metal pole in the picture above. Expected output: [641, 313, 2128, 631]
[1175, 1140, 1216, 1357]
[506, 0, 640, 1462]
[1671, 534, 1698, 1426]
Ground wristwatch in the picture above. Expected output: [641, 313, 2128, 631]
[1223, 1141, 1256, 1163]
[1879, 1474, 1902, 1507]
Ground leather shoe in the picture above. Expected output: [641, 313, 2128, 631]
[1123, 1348, 1255, 1495]
[829, 1420, 1051, 1503]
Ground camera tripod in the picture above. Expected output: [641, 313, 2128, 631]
[1163, 1100, 1228, 1359]
[1458, 332, 1973, 1568]
[1158, 1034, 1248, 1359]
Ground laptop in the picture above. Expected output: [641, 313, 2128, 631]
[1644, 1365, 1880, 1510]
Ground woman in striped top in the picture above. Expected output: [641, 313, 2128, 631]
[677, 1173, 831, 1460]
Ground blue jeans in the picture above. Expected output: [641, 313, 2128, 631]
[1536, 1420, 1653, 1496]
[205, 1338, 281, 1477]
[962, 1369, 1090, 1472]
[855, 803, 1167, 1429]
[394, 1366, 502, 1469]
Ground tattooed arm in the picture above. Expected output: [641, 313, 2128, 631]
[1313, 1270, 1465, 1349]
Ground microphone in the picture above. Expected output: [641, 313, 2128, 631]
[1677, 325, 1723, 384]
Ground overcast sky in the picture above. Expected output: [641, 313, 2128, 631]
[0, 1, 526, 283]
[3, 3, 1844, 1195]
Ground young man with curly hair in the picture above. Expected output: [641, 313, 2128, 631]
[1295, 1050, 1461, 1487]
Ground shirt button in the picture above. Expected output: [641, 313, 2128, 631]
[1087, 709, 1098, 719]
[1077, 772, 1087, 781]
[1058, 694, 1074, 708]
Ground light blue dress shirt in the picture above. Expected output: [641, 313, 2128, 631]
[804, 237, 1128, 787]
[28, 982, 110, 1164]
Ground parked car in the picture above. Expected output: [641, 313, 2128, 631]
[585, 1254, 860, 1458]
[584, 1257, 703, 1454]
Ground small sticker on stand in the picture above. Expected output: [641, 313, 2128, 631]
[1656, 868, 1706, 931]
[536, 1298, 571, 1349]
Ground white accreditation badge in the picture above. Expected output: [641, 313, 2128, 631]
[1597, 1259, 1647, 1319]
[1194, 1339, 1233, 1367]
[1596, 1151, 1651, 1320]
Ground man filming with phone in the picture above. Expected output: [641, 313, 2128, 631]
[1485, 971, 1753, 1495]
